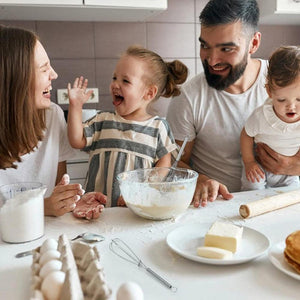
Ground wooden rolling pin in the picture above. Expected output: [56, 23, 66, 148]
[239, 189, 300, 218]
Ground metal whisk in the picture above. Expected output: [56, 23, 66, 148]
[109, 238, 177, 292]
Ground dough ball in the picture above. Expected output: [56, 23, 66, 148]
[41, 271, 65, 300]
[39, 259, 62, 279]
[116, 281, 144, 300]
[39, 250, 61, 266]
[40, 238, 58, 254]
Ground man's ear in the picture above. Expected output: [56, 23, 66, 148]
[144, 85, 158, 101]
[249, 31, 261, 55]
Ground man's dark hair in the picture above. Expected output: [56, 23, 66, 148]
[199, 0, 259, 33]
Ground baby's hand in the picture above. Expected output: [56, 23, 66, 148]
[245, 161, 265, 183]
[68, 76, 93, 107]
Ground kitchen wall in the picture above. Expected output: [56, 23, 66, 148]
[1, 0, 300, 117]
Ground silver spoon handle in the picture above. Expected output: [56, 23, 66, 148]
[15, 250, 34, 258]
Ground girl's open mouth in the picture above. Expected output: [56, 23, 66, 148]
[113, 94, 124, 106]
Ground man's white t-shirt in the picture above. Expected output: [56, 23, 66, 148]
[167, 59, 268, 192]
[0, 102, 76, 197]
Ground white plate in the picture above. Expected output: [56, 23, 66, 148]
[166, 223, 270, 265]
[268, 241, 300, 280]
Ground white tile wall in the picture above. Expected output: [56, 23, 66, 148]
[37, 21, 95, 59]
[147, 23, 195, 58]
[94, 22, 146, 58]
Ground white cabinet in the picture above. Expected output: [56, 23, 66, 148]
[0, 0, 167, 22]
[0, 0, 81, 4]
[258, 0, 300, 24]
[85, 0, 166, 9]
[275, 0, 300, 13]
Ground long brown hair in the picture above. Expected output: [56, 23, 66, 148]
[125, 45, 188, 100]
[0, 25, 46, 169]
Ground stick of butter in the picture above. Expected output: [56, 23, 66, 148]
[204, 221, 243, 253]
[197, 246, 233, 259]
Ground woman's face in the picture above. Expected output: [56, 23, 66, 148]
[34, 41, 58, 109]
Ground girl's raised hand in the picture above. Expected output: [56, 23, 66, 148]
[68, 76, 94, 107]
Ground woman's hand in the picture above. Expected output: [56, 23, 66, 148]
[44, 174, 85, 217]
[73, 192, 107, 220]
[192, 175, 233, 208]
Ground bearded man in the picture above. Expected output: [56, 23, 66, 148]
[167, 0, 300, 207]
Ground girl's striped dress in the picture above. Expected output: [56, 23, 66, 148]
[82, 111, 178, 207]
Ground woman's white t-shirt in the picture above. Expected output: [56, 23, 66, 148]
[0, 102, 75, 197]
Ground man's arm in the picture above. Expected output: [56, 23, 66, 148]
[256, 143, 300, 175]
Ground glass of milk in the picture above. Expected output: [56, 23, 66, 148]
[0, 182, 47, 243]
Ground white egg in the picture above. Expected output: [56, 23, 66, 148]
[39, 259, 62, 279]
[39, 250, 61, 266]
[40, 238, 58, 254]
[116, 282, 144, 300]
[41, 271, 65, 300]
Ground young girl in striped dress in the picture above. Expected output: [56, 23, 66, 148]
[68, 45, 188, 211]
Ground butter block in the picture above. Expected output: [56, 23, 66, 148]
[197, 246, 233, 260]
[204, 221, 243, 253]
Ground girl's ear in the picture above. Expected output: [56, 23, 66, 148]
[144, 85, 158, 101]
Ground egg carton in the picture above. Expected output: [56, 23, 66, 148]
[30, 234, 112, 300]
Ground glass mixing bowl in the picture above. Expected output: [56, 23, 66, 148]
[117, 167, 198, 220]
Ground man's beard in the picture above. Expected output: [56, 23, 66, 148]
[202, 53, 248, 90]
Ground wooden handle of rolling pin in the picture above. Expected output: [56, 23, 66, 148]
[239, 189, 300, 218]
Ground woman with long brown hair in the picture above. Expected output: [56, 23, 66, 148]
[0, 25, 106, 217]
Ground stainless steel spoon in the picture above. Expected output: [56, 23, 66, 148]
[71, 232, 105, 242]
[15, 250, 34, 258]
[15, 232, 105, 258]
